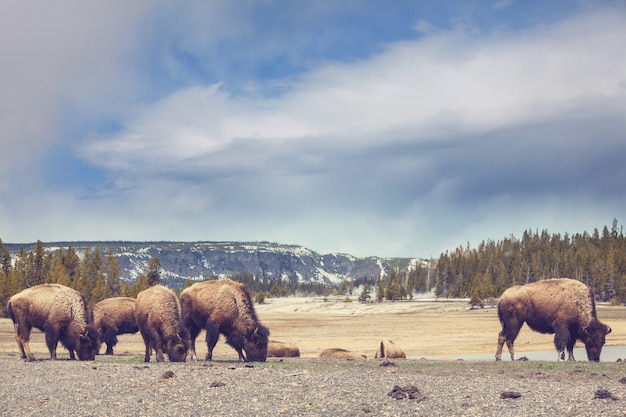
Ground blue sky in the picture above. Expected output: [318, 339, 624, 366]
[2, 0, 625, 258]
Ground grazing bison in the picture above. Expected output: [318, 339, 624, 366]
[495, 278, 612, 362]
[374, 339, 406, 359]
[135, 285, 189, 362]
[93, 297, 139, 355]
[180, 279, 270, 362]
[7, 284, 100, 361]
[267, 340, 300, 358]
[319, 348, 367, 360]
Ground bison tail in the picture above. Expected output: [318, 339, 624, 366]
[6, 300, 15, 322]
[497, 303, 506, 327]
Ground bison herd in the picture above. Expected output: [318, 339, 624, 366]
[6, 278, 614, 363]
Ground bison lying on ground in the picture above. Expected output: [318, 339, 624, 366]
[7, 284, 100, 361]
[180, 279, 270, 362]
[496, 278, 612, 362]
[93, 297, 139, 355]
[135, 285, 189, 362]
[374, 339, 406, 359]
[319, 348, 367, 360]
[267, 340, 300, 358]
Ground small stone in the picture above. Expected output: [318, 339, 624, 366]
[388, 385, 426, 401]
[210, 381, 225, 388]
[160, 370, 175, 380]
[594, 389, 618, 400]
[501, 391, 522, 399]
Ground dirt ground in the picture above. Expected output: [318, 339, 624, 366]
[2, 297, 626, 360]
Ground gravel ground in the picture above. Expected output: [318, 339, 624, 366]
[2, 353, 626, 417]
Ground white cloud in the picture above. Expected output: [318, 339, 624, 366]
[80, 9, 626, 176]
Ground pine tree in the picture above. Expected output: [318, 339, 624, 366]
[358, 284, 371, 303]
[132, 274, 150, 297]
[90, 272, 111, 309]
[47, 250, 71, 286]
[31, 240, 46, 286]
[62, 246, 81, 285]
[376, 279, 385, 301]
[0, 239, 11, 277]
[106, 249, 122, 296]
[120, 282, 134, 298]
[146, 257, 162, 287]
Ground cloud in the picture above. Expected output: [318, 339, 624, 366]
[493, 0, 514, 11]
[2, 4, 625, 257]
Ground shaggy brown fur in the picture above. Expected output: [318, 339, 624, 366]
[319, 348, 367, 360]
[374, 339, 406, 359]
[135, 285, 189, 362]
[267, 340, 300, 358]
[7, 284, 100, 361]
[93, 297, 139, 355]
[496, 278, 611, 362]
[180, 279, 270, 362]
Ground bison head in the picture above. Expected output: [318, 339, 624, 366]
[76, 325, 101, 361]
[582, 320, 612, 362]
[243, 325, 270, 362]
[165, 332, 189, 362]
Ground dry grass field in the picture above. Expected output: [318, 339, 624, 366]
[2, 296, 626, 361]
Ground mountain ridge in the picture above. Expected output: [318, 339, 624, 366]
[4, 240, 423, 287]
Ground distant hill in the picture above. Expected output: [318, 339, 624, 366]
[4, 241, 422, 287]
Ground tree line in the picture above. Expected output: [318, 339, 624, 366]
[309, 219, 626, 306]
[431, 219, 626, 304]
[0, 240, 165, 316]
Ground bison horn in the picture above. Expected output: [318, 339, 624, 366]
[253, 327, 259, 337]
[607, 326, 612, 335]
[85, 331, 89, 338]
[176, 333, 182, 342]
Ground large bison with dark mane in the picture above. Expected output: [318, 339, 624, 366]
[135, 285, 189, 362]
[180, 279, 270, 362]
[495, 278, 611, 362]
[7, 284, 100, 361]
[93, 297, 139, 355]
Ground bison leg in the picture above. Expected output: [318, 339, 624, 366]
[14, 324, 35, 361]
[566, 333, 577, 361]
[152, 336, 165, 362]
[102, 328, 118, 355]
[44, 327, 60, 360]
[553, 327, 571, 361]
[186, 324, 202, 361]
[139, 329, 152, 362]
[205, 325, 219, 361]
[495, 320, 522, 361]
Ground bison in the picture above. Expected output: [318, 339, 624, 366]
[267, 340, 300, 358]
[135, 285, 189, 362]
[319, 348, 367, 360]
[495, 278, 612, 362]
[374, 339, 406, 359]
[93, 297, 139, 355]
[180, 279, 270, 362]
[7, 284, 100, 361]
